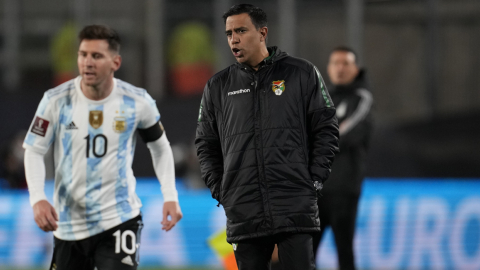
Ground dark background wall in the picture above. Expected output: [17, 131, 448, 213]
[1, 0, 479, 182]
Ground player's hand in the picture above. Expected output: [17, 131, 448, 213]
[161, 201, 182, 232]
[33, 200, 58, 232]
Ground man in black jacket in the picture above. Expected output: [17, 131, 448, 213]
[195, 4, 339, 270]
[312, 46, 373, 270]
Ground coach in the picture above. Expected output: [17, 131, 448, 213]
[195, 4, 339, 270]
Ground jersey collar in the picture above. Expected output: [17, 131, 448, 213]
[75, 76, 117, 104]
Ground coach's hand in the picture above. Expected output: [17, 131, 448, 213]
[161, 201, 183, 232]
[33, 200, 58, 232]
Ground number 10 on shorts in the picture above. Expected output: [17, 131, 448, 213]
[113, 230, 136, 255]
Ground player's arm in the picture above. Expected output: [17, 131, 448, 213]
[306, 66, 340, 187]
[24, 149, 58, 232]
[138, 122, 182, 232]
[23, 93, 58, 232]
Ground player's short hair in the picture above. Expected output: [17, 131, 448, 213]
[331, 46, 358, 64]
[78, 25, 121, 53]
[222, 4, 268, 30]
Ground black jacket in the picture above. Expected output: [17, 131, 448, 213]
[195, 47, 339, 242]
[322, 70, 373, 195]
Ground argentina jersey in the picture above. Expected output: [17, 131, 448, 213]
[23, 76, 160, 240]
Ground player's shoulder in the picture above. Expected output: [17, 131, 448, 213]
[44, 79, 76, 100]
[115, 78, 149, 98]
[278, 55, 315, 74]
[213, 65, 233, 79]
[115, 79, 158, 113]
[206, 64, 235, 90]
[116, 78, 157, 104]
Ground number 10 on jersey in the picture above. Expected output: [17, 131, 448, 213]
[84, 134, 108, 158]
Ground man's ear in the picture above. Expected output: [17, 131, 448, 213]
[260, 27, 268, 42]
[112, 54, 122, 72]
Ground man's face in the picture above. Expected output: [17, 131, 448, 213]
[78, 39, 121, 87]
[225, 13, 267, 66]
[327, 51, 359, 86]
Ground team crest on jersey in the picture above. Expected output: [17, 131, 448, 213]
[113, 117, 127, 133]
[272, 80, 285, 96]
[89, 110, 103, 129]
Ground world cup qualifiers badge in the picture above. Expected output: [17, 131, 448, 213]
[31, 116, 50, 137]
[272, 80, 285, 96]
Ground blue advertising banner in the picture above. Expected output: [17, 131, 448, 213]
[318, 179, 480, 269]
[0, 178, 479, 269]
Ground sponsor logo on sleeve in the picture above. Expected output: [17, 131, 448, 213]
[31, 116, 50, 137]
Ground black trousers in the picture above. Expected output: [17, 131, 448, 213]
[313, 193, 360, 270]
[233, 233, 315, 270]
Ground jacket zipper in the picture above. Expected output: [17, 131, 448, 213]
[254, 73, 274, 229]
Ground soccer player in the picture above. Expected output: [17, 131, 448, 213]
[23, 25, 182, 270]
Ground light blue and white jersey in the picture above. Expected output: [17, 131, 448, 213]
[23, 76, 160, 240]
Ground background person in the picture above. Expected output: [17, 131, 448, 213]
[313, 46, 374, 270]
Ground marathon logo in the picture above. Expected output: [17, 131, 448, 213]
[228, 89, 250, 96]
[31, 116, 50, 137]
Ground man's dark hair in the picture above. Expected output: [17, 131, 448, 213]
[222, 4, 268, 29]
[79, 25, 121, 53]
[331, 46, 358, 64]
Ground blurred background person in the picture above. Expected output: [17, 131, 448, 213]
[312, 46, 373, 270]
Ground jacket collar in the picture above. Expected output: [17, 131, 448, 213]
[235, 46, 288, 73]
[330, 69, 369, 93]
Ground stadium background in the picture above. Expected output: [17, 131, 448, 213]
[0, 0, 479, 269]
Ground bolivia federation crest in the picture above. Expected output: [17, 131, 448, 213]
[89, 111, 103, 129]
[113, 116, 127, 133]
[272, 80, 285, 96]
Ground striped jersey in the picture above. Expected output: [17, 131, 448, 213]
[23, 76, 160, 240]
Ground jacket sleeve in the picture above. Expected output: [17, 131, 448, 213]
[195, 81, 224, 202]
[338, 88, 373, 149]
[306, 66, 340, 183]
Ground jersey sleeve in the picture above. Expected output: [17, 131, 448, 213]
[137, 92, 161, 129]
[23, 93, 57, 155]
